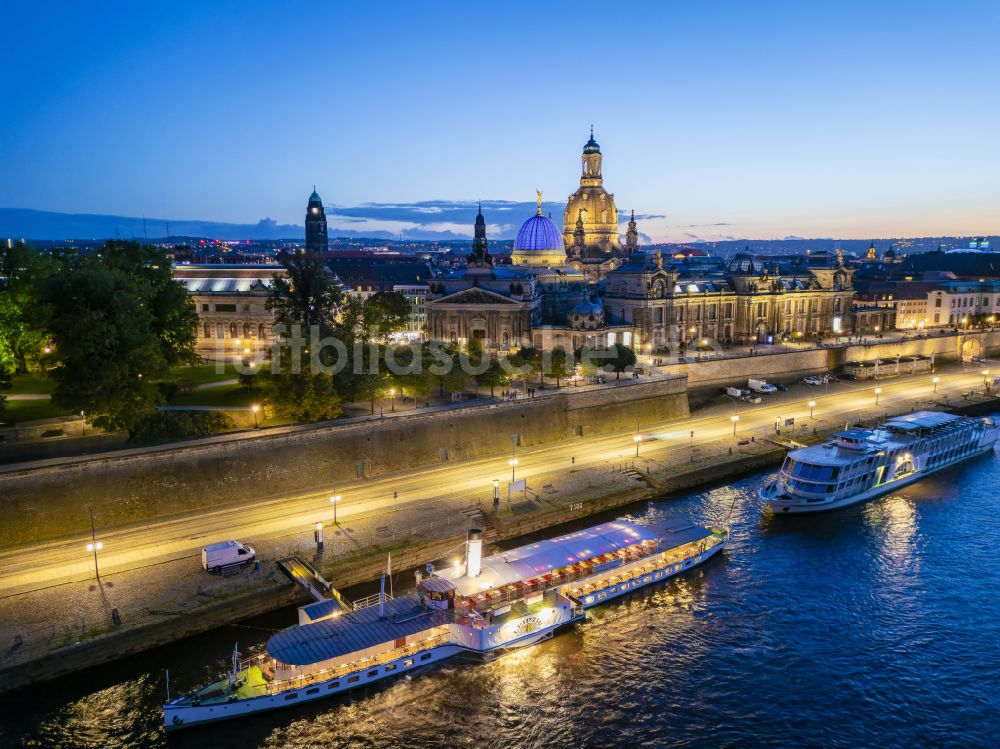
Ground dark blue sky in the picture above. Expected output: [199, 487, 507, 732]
[2, 1, 997, 242]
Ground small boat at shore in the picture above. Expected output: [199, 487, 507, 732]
[761, 410, 999, 514]
[164, 518, 728, 730]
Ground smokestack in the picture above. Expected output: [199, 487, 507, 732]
[466, 528, 483, 578]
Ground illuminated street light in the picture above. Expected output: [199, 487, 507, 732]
[874, 386, 882, 405]
[330, 492, 342, 524]
[251, 403, 260, 429]
[983, 369, 991, 390]
[633, 433, 642, 457]
[389, 388, 396, 412]
[731, 414, 739, 436]
[508, 457, 519, 482]
[808, 400, 816, 418]
[932, 376, 940, 394]
[492, 478, 500, 510]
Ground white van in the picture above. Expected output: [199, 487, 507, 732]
[202, 540, 256, 572]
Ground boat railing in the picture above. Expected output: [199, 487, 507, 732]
[351, 592, 394, 611]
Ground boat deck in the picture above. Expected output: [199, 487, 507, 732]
[178, 665, 271, 706]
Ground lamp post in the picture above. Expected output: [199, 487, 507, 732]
[85, 500, 102, 583]
[509, 441, 519, 483]
[330, 492, 341, 524]
[731, 414, 739, 436]
[389, 388, 396, 413]
[808, 400, 816, 418]
[314, 522, 324, 553]
[492, 479, 500, 510]
[633, 434, 642, 457]
[932, 376, 940, 394]
[251, 403, 260, 429]
[874, 386, 882, 405]
[983, 369, 990, 390]
[689, 430, 694, 447]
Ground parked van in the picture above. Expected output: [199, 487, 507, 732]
[748, 377, 778, 394]
[202, 540, 256, 573]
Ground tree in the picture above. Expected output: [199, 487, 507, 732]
[511, 346, 543, 388]
[0, 242, 57, 374]
[476, 358, 510, 397]
[547, 347, 574, 388]
[40, 241, 199, 432]
[0, 367, 10, 419]
[362, 292, 410, 342]
[267, 249, 341, 332]
[260, 363, 342, 423]
[603, 344, 638, 381]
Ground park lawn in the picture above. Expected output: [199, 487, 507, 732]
[168, 385, 257, 409]
[169, 363, 238, 385]
[8, 372, 57, 395]
[1, 399, 75, 423]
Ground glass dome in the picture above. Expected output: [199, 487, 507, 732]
[514, 214, 564, 252]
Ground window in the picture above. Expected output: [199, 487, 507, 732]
[229, 322, 237, 338]
[258, 323, 266, 339]
[935, 297, 942, 308]
[216, 323, 224, 339]
[403, 660, 413, 667]
[327, 681, 340, 689]
[306, 687, 319, 695]
[384, 664, 397, 672]
[367, 669, 378, 677]
[420, 653, 432, 661]
[203, 323, 211, 338]
[244, 322, 251, 338]
[284, 692, 298, 700]
[347, 676, 359, 683]
[201, 303, 209, 312]
[215, 303, 236, 313]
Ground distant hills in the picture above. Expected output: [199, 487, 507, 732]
[0, 206, 994, 257]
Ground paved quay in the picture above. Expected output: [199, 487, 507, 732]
[0, 363, 995, 692]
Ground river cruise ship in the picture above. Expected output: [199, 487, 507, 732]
[761, 410, 999, 514]
[164, 518, 728, 730]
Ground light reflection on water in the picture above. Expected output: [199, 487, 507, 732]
[3, 447, 1000, 749]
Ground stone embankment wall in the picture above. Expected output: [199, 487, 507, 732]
[0, 377, 688, 549]
[673, 330, 1000, 394]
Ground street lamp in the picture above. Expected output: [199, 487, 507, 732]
[874, 386, 882, 405]
[388, 388, 396, 412]
[330, 493, 341, 524]
[808, 400, 816, 418]
[983, 369, 990, 389]
[932, 376, 940, 394]
[492, 478, 500, 510]
[633, 433, 642, 457]
[251, 403, 260, 429]
[86, 500, 102, 583]
[731, 414, 739, 436]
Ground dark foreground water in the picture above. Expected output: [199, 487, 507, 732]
[4, 446, 1000, 749]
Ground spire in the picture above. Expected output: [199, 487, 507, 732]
[472, 204, 489, 260]
[625, 209, 639, 255]
[536, 190, 543, 216]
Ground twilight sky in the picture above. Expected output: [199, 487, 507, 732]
[1, 1, 998, 242]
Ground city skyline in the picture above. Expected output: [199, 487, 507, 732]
[2, 2, 998, 243]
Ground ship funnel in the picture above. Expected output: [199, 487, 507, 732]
[466, 528, 483, 578]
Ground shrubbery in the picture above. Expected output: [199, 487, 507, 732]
[129, 410, 235, 444]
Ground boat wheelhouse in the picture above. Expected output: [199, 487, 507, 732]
[761, 410, 999, 513]
[164, 519, 728, 730]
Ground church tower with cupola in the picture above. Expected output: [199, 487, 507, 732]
[305, 188, 328, 254]
[562, 128, 621, 256]
[624, 210, 638, 255]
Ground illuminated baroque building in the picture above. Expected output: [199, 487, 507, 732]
[563, 128, 620, 256]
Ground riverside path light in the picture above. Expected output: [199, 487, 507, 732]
[251, 403, 260, 429]
[932, 376, 940, 394]
[731, 414, 739, 436]
[633, 434, 642, 457]
[330, 493, 342, 524]
[874, 387, 882, 405]
[492, 479, 500, 510]
[389, 388, 396, 412]
[85, 500, 102, 583]
[808, 400, 816, 418]
[983, 369, 991, 390]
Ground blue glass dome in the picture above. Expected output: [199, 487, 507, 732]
[514, 214, 563, 251]
[727, 253, 765, 275]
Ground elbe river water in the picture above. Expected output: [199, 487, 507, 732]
[3, 439, 1000, 749]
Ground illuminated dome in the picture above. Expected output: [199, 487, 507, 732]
[515, 214, 563, 252]
[727, 253, 766, 275]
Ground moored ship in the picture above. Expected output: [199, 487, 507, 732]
[164, 518, 728, 730]
[761, 410, 999, 514]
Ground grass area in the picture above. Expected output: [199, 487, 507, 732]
[168, 363, 238, 385]
[1, 399, 74, 423]
[168, 386, 257, 409]
[8, 372, 57, 395]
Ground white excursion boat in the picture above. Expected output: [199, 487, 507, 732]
[164, 518, 728, 730]
[761, 410, 999, 514]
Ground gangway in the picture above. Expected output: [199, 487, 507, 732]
[276, 557, 349, 609]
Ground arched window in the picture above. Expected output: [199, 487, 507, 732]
[244, 322, 251, 338]
[216, 323, 224, 339]
[229, 322, 237, 338]
[258, 323, 266, 340]
[203, 323, 211, 339]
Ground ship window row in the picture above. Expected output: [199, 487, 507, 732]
[787, 461, 841, 481]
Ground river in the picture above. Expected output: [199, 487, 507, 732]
[3, 442, 1000, 748]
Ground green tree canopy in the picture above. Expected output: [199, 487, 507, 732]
[40, 241, 198, 432]
[267, 249, 341, 332]
[602, 344, 638, 381]
[0, 242, 58, 374]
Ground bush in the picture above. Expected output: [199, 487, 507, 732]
[129, 410, 235, 444]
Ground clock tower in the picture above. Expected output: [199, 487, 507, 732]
[305, 187, 328, 254]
